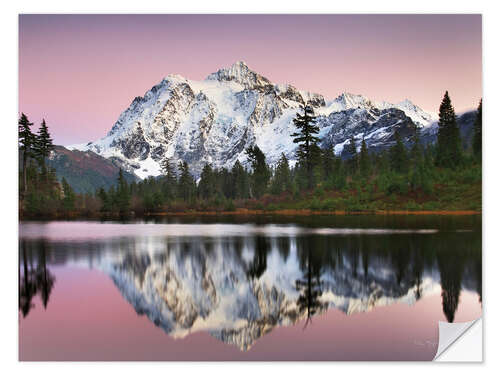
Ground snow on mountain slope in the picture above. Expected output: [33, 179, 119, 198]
[68, 61, 437, 179]
[25, 222, 480, 352]
[81, 237, 443, 351]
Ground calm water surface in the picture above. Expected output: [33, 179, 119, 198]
[19, 215, 482, 361]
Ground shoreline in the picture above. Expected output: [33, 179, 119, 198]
[19, 208, 482, 221]
[144, 208, 481, 217]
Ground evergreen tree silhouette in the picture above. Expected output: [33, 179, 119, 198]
[18, 113, 35, 194]
[359, 137, 371, 178]
[116, 169, 131, 215]
[291, 103, 319, 189]
[231, 160, 250, 199]
[34, 119, 54, 179]
[437, 250, 464, 322]
[19, 240, 37, 317]
[160, 157, 178, 201]
[295, 237, 325, 328]
[35, 240, 55, 309]
[436, 91, 462, 168]
[389, 130, 409, 173]
[178, 161, 196, 202]
[247, 236, 269, 279]
[198, 164, 217, 200]
[271, 153, 292, 194]
[345, 136, 358, 175]
[245, 145, 270, 198]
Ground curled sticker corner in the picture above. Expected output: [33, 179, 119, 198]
[433, 317, 482, 361]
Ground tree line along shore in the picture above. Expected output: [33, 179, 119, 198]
[19, 91, 482, 219]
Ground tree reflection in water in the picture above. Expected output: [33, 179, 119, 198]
[19, 226, 481, 340]
[19, 239, 55, 317]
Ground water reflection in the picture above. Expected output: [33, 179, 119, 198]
[19, 239, 55, 318]
[19, 223, 482, 352]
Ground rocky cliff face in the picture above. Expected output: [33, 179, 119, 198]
[69, 61, 439, 179]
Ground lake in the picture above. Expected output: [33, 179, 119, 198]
[18, 215, 482, 361]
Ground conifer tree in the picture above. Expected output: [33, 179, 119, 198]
[472, 99, 482, 160]
[389, 131, 408, 173]
[116, 169, 131, 214]
[409, 132, 433, 194]
[35, 119, 54, 176]
[160, 157, 178, 200]
[219, 168, 233, 199]
[321, 147, 336, 181]
[97, 187, 110, 212]
[410, 128, 423, 166]
[231, 160, 250, 199]
[436, 91, 462, 168]
[198, 164, 217, 200]
[271, 153, 292, 194]
[345, 136, 358, 175]
[359, 138, 371, 178]
[19, 113, 35, 193]
[291, 103, 320, 189]
[178, 161, 196, 202]
[245, 145, 270, 198]
[61, 177, 76, 211]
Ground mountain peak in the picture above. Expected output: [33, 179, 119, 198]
[398, 98, 417, 109]
[395, 98, 437, 126]
[334, 92, 374, 110]
[206, 61, 271, 89]
[232, 60, 249, 69]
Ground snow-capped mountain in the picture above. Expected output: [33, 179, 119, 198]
[21, 219, 481, 352]
[56, 233, 476, 352]
[68, 61, 437, 179]
[31, 230, 480, 352]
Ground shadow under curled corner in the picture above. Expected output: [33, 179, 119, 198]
[433, 317, 483, 362]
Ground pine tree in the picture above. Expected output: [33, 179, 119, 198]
[178, 161, 196, 202]
[19, 113, 35, 194]
[219, 168, 233, 199]
[359, 138, 371, 178]
[35, 119, 54, 176]
[389, 131, 408, 173]
[198, 164, 217, 200]
[61, 177, 76, 211]
[410, 128, 423, 166]
[345, 136, 358, 175]
[436, 91, 462, 168]
[321, 147, 336, 181]
[271, 153, 292, 194]
[97, 187, 110, 212]
[472, 99, 482, 160]
[231, 160, 250, 199]
[160, 157, 177, 200]
[245, 145, 270, 198]
[291, 103, 320, 189]
[116, 169, 131, 214]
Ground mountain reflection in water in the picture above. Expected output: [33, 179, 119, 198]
[19, 221, 482, 353]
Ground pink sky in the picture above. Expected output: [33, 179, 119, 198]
[19, 14, 482, 145]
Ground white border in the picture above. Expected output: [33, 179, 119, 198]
[2, 1, 498, 374]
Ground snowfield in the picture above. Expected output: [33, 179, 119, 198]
[68, 61, 437, 179]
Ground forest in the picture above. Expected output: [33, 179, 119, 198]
[18, 91, 482, 218]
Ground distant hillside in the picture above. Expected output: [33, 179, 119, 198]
[47, 146, 138, 193]
[457, 111, 477, 150]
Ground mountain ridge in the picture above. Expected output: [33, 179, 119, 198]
[68, 61, 442, 179]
